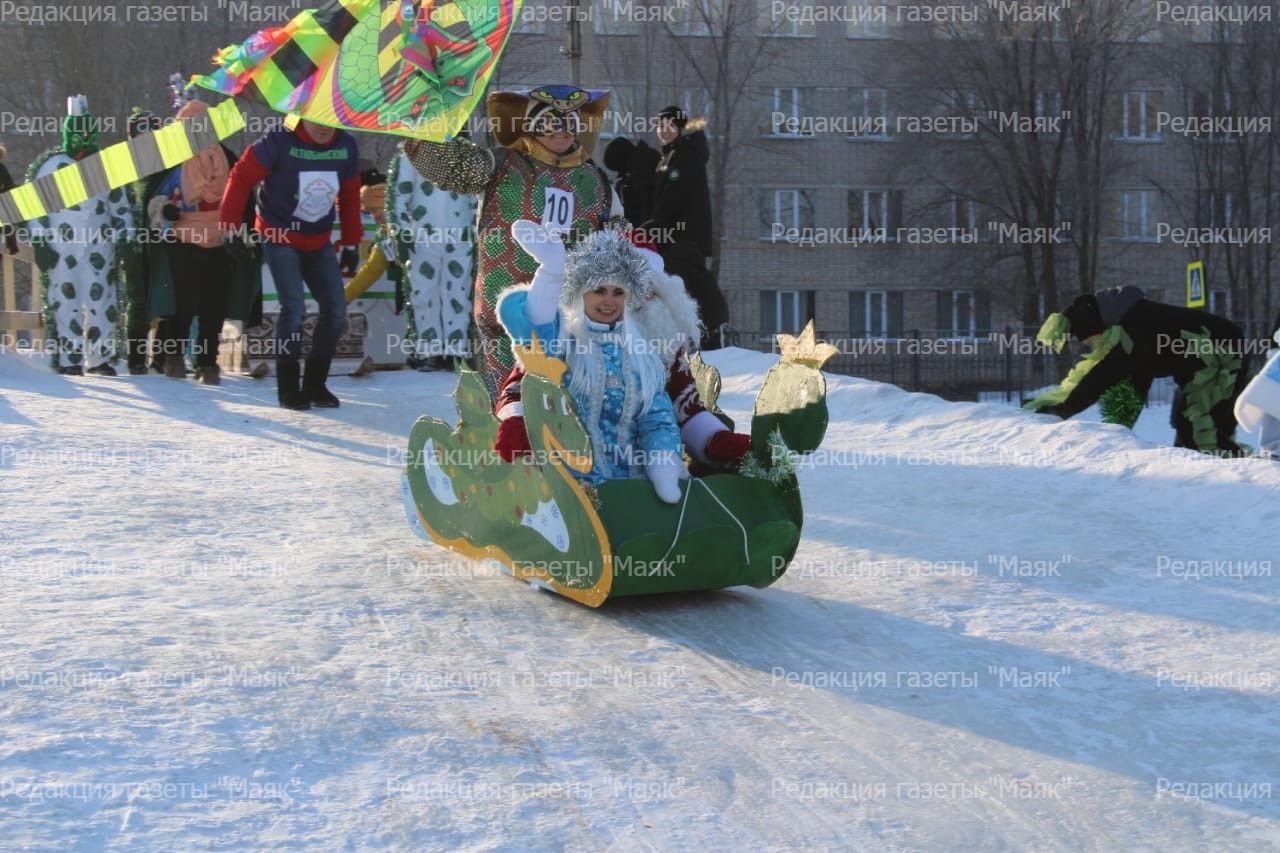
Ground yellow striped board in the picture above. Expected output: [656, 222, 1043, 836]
[0, 99, 246, 226]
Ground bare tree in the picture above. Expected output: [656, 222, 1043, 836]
[901, 0, 1148, 324]
[1153, 6, 1280, 329]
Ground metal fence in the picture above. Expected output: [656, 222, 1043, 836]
[730, 320, 1276, 406]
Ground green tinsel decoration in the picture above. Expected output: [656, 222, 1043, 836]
[1099, 379, 1143, 428]
[739, 428, 798, 485]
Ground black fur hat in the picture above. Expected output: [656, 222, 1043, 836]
[603, 137, 634, 173]
[656, 105, 688, 129]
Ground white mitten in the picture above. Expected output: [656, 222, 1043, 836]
[221, 319, 244, 341]
[646, 452, 686, 504]
[510, 219, 566, 325]
[146, 196, 170, 232]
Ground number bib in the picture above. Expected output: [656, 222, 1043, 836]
[541, 187, 574, 238]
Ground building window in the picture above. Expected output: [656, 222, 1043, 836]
[594, 0, 638, 34]
[761, 289, 816, 334]
[1118, 91, 1161, 141]
[760, 189, 815, 239]
[762, 87, 815, 137]
[1036, 90, 1064, 134]
[950, 194, 977, 232]
[760, 0, 815, 36]
[937, 289, 990, 338]
[929, 89, 980, 138]
[514, 0, 546, 34]
[1210, 289, 1231, 317]
[846, 1, 889, 38]
[1208, 192, 1238, 230]
[1191, 9, 1246, 43]
[672, 0, 718, 35]
[848, 189, 902, 242]
[850, 290, 904, 338]
[848, 88, 891, 140]
[1188, 89, 1242, 142]
[1115, 190, 1159, 241]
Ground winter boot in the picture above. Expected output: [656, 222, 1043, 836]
[303, 355, 340, 408]
[276, 359, 311, 411]
[195, 364, 221, 386]
[164, 353, 187, 379]
[85, 362, 118, 377]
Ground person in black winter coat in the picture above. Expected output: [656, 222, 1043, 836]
[602, 136, 660, 226]
[1024, 285, 1251, 455]
[642, 106, 729, 350]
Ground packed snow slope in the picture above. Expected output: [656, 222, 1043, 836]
[1, 348, 1277, 851]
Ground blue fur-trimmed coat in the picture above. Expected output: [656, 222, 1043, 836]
[499, 289, 682, 485]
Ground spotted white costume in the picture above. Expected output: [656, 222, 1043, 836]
[386, 152, 476, 362]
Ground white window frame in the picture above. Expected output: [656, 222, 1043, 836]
[864, 290, 889, 338]
[763, 188, 815, 239]
[761, 0, 816, 36]
[1191, 8, 1247, 44]
[1117, 190, 1158, 242]
[762, 289, 814, 335]
[952, 289, 977, 339]
[851, 189, 891, 242]
[766, 87, 814, 138]
[671, 0, 718, 36]
[514, 0, 546, 34]
[848, 87, 891, 140]
[1119, 91, 1161, 141]
[1190, 89, 1243, 143]
[594, 0, 639, 34]
[950, 194, 977, 231]
[846, 1, 889, 39]
[1035, 89, 1064, 134]
[1206, 191, 1238, 230]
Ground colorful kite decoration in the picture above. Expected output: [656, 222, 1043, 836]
[0, 100, 246, 227]
[191, 0, 524, 141]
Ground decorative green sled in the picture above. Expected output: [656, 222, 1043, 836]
[401, 323, 834, 607]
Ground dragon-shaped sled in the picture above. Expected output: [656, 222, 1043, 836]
[401, 322, 835, 606]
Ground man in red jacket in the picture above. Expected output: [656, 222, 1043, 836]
[220, 119, 361, 410]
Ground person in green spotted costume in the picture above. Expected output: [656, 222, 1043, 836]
[28, 96, 133, 375]
[1025, 285, 1252, 456]
[403, 85, 619, 394]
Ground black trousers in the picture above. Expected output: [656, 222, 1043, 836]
[163, 242, 232, 368]
[661, 241, 729, 349]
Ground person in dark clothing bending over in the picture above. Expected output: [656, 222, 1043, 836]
[1025, 285, 1251, 456]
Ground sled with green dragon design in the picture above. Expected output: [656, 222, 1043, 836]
[401, 323, 835, 606]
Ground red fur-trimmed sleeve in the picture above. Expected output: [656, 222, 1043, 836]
[667, 351, 705, 428]
[495, 363, 525, 420]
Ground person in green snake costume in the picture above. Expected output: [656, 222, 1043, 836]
[27, 96, 133, 375]
[404, 85, 619, 395]
[1025, 285, 1252, 455]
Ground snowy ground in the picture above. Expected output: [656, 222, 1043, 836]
[1, 347, 1278, 850]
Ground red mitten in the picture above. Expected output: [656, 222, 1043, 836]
[705, 431, 752, 463]
[495, 416, 533, 462]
